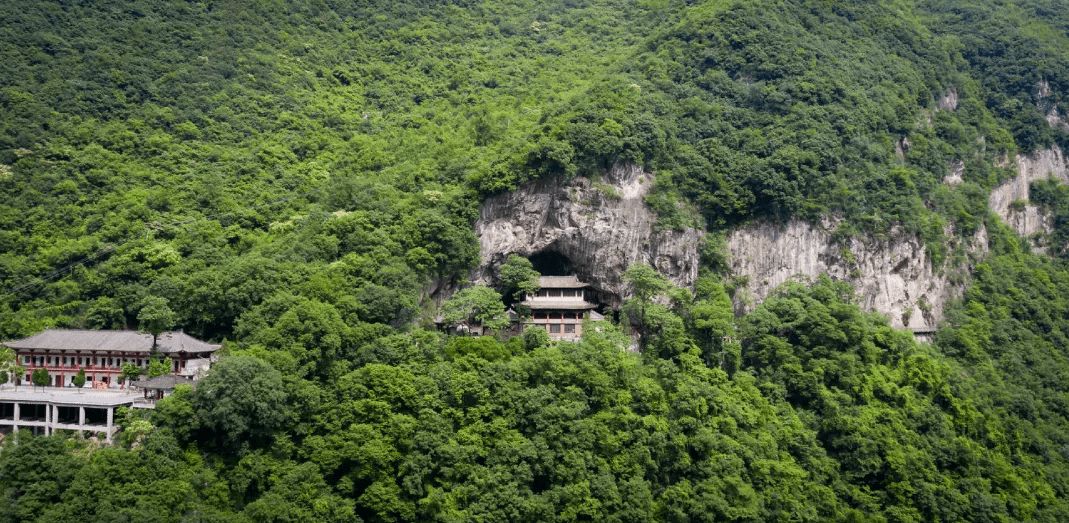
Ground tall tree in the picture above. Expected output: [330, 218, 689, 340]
[621, 263, 672, 340]
[0, 347, 14, 390]
[31, 368, 49, 391]
[191, 356, 288, 453]
[498, 254, 541, 302]
[688, 276, 740, 372]
[137, 296, 177, 352]
[120, 363, 143, 393]
[148, 357, 172, 379]
[72, 368, 86, 393]
[440, 286, 510, 332]
[11, 365, 23, 392]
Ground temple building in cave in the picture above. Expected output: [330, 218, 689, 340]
[2, 329, 220, 389]
[519, 275, 604, 341]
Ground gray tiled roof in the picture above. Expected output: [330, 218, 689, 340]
[131, 374, 195, 390]
[520, 299, 598, 310]
[538, 276, 588, 289]
[3, 329, 221, 354]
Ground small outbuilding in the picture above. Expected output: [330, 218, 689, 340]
[131, 374, 195, 400]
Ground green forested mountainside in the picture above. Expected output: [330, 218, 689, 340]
[3, 0, 1069, 522]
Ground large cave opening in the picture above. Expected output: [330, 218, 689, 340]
[525, 249, 620, 313]
[528, 250, 573, 276]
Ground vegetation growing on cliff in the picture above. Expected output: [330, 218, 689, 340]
[2, 0, 1069, 521]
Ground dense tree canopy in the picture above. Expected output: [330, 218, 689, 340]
[2, 0, 1069, 521]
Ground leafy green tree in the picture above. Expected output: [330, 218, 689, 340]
[440, 286, 509, 332]
[498, 254, 540, 301]
[11, 365, 23, 391]
[623, 263, 669, 303]
[191, 356, 288, 453]
[621, 263, 672, 344]
[73, 368, 86, 392]
[85, 296, 126, 330]
[0, 435, 84, 522]
[31, 367, 49, 390]
[445, 336, 511, 362]
[523, 325, 550, 350]
[114, 407, 155, 448]
[148, 384, 196, 443]
[148, 357, 172, 378]
[120, 362, 143, 393]
[688, 276, 740, 372]
[0, 348, 14, 389]
[137, 296, 177, 351]
[242, 462, 356, 523]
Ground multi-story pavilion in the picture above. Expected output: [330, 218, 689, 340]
[519, 276, 604, 341]
[3, 329, 220, 388]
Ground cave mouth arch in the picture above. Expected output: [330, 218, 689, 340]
[528, 250, 573, 277]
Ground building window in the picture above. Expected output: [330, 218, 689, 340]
[22, 356, 28, 364]
[565, 324, 576, 334]
[549, 325, 561, 333]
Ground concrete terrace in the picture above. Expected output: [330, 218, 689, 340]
[0, 385, 153, 442]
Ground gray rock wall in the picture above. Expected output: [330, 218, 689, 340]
[989, 146, 1068, 242]
[468, 148, 1067, 329]
[726, 219, 986, 329]
[472, 164, 702, 304]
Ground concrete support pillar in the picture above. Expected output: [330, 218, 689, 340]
[105, 407, 113, 443]
[44, 403, 51, 436]
[12, 403, 19, 434]
[79, 406, 85, 427]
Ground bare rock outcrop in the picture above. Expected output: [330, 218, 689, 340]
[472, 164, 702, 304]
[726, 219, 986, 329]
[938, 87, 959, 112]
[989, 146, 1068, 240]
[944, 160, 964, 185]
[1035, 80, 1069, 132]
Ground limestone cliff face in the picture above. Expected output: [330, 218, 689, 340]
[726, 219, 986, 329]
[469, 149, 1064, 331]
[989, 146, 1068, 241]
[1035, 81, 1069, 133]
[472, 164, 702, 303]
